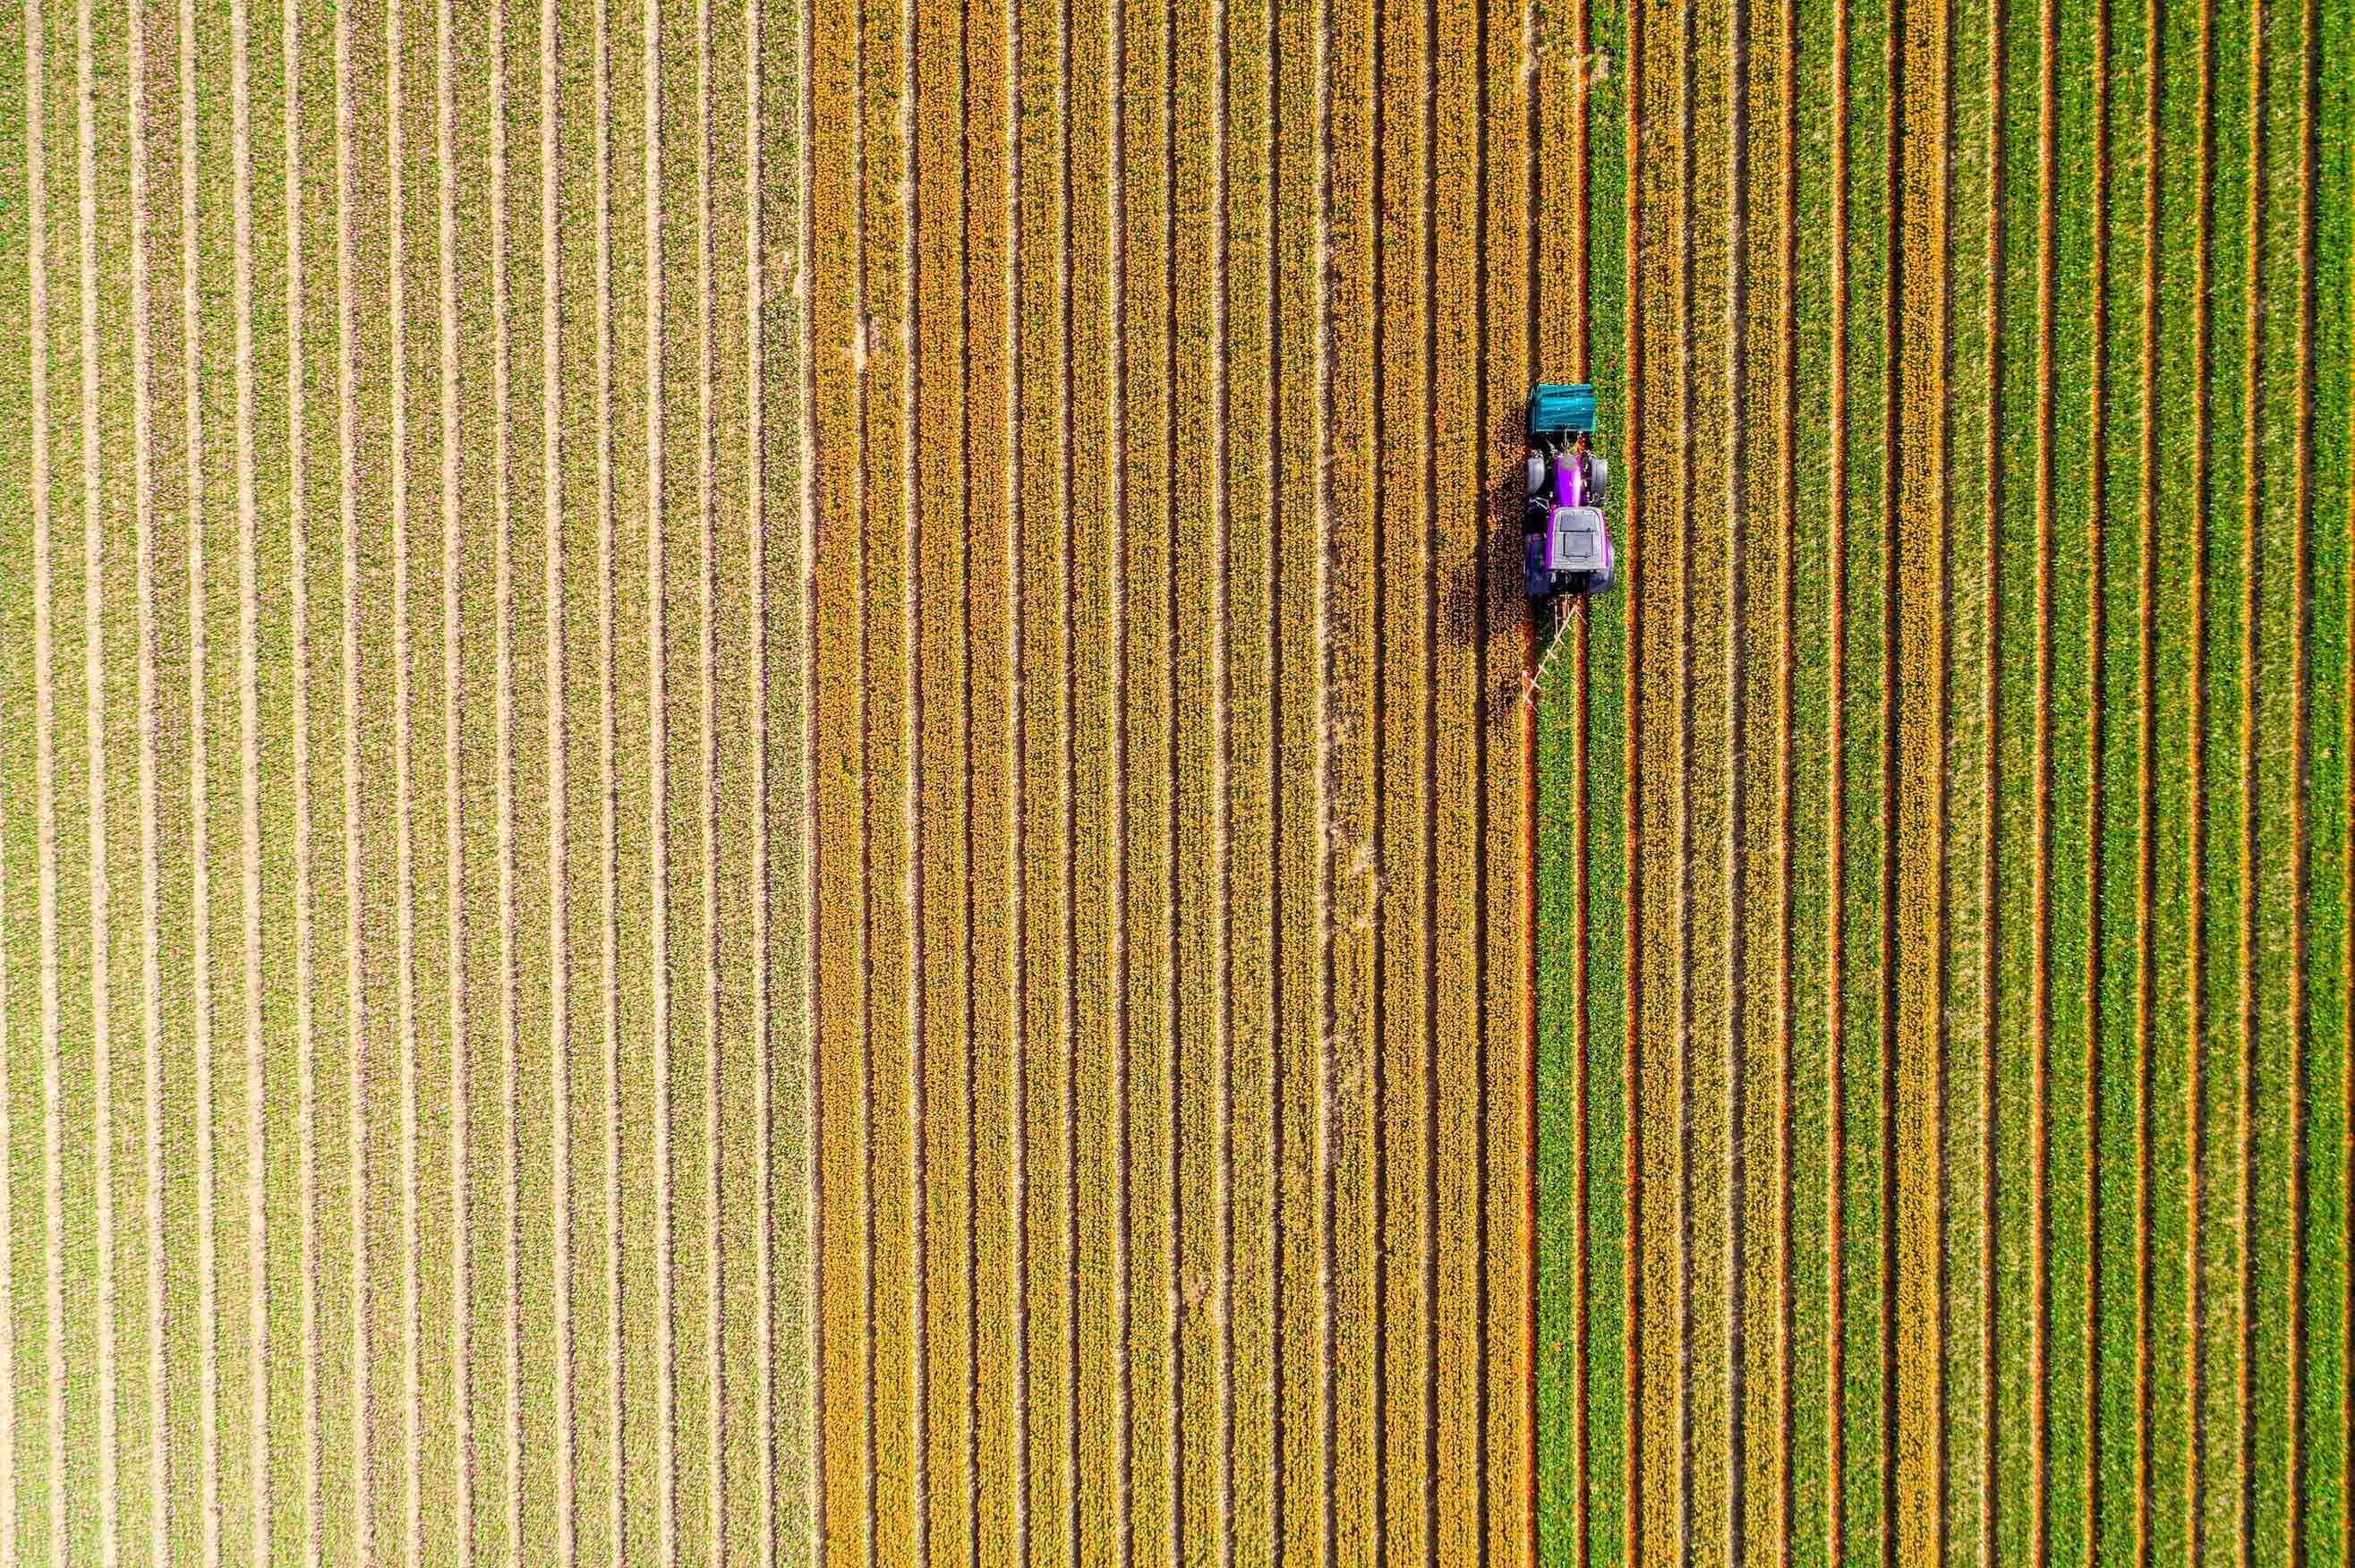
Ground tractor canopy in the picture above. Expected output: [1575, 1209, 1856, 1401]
[1527, 382, 1596, 440]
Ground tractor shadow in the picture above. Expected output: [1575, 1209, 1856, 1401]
[1434, 398, 1567, 716]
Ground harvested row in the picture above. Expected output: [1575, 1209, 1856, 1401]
[3, 0, 1549, 1558]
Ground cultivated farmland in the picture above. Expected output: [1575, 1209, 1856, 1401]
[1538, 0, 2354, 1564]
[4, 0, 2351, 1556]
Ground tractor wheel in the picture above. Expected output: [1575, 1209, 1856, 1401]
[1525, 454, 1548, 502]
[1588, 455, 1608, 504]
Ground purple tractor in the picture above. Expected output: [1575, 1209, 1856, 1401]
[1523, 382, 1614, 630]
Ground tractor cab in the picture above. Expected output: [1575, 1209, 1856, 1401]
[1523, 383, 1615, 618]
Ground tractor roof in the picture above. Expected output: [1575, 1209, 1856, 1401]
[1528, 382, 1597, 438]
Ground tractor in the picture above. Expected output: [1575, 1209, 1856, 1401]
[1523, 382, 1614, 637]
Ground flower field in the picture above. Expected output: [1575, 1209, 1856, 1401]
[0, 0, 1542, 1553]
[1538, 0, 2353, 1562]
[3, 0, 2351, 1555]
